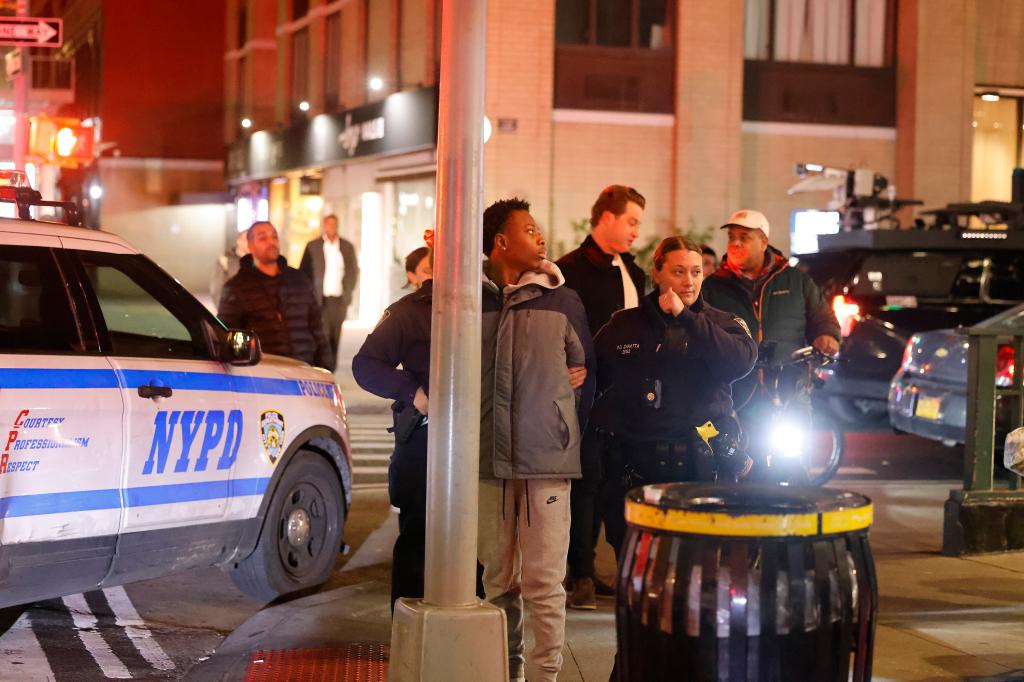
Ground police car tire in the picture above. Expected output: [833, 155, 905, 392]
[231, 451, 344, 601]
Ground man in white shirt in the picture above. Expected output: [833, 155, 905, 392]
[300, 214, 360, 365]
[555, 184, 647, 610]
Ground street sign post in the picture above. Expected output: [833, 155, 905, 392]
[0, 16, 62, 47]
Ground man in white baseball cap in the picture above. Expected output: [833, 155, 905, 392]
[702, 208, 840, 412]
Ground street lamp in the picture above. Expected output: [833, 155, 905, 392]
[240, 117, 252, 129]
[298, 100, 310, 112]
[368, 76, 384, 91]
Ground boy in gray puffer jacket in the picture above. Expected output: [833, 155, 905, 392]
[478, 198, 594, 682]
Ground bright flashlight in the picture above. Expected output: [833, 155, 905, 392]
[770, 420, 805, 457]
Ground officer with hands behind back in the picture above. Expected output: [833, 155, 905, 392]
[591, 237, 758, 558]
[351, 249, 433, 609]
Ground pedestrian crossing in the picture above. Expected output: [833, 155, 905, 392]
[0, 586, 177, 680]
[348, 412, 394, 487]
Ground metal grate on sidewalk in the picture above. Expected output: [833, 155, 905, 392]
[244, 643, 389, 682]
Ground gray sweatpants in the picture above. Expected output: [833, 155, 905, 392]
[478, 478, 572, 682]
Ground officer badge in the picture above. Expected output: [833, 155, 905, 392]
[260, 410, 286, 464]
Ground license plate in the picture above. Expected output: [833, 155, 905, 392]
[915, 396, 942, 420]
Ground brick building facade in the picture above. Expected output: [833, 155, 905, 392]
[226, 0, 1023, 325]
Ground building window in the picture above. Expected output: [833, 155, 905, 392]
[557, 0, 673, 50]
[971, 93, 1024, 203]
[292, 0, 310, 20]
[325, 12, 342, 111]
[742, 0, 896, 126]
[236, 55, 247, 132]
[237, 3, 247, 48]
[554, 0, 676, 113]
[744, 0, 889, 67]
[291, 27, 310, 118]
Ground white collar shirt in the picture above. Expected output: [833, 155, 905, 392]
[612, 253, 639, 309]
[322, 236, 344, 298]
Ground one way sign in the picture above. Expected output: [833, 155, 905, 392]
[0, 17, 62, 48]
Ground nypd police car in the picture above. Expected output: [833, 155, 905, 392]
[0, 183, 352, 606]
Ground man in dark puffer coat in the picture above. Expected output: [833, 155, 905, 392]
[218, 221, 334, 370]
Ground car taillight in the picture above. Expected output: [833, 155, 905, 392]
[832, 295, 860, 337]
[997, 345, 1016, 388]
[900, 336, 917, 372]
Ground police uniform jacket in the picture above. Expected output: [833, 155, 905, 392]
[218, 255, 333, 370]
[351, 280, 432, 407]
[592, 289, 758, 443]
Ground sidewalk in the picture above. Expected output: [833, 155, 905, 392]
[186, 480, 1024, 681]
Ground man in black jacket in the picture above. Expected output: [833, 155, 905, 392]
[556, 185, 647, 337]
[556, 184, 647, 610]
[300, 214, 360, 364]
[219, 221, 334, 370]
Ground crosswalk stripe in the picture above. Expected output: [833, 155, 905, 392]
[347, 412, 395, 485]
[104, 585, 176, 671]
[0, 611, 54, 681]
[62, 593, 133, 679]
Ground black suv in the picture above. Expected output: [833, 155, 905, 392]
[795, 222, 1024, 426]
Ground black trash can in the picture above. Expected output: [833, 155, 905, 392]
[615, 483, 876, 682]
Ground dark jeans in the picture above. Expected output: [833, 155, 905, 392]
[387, 422, 486, 608]
[389, 423, 428, 608]
[568, 428, 608, 581]
[322, 295, 349, 363]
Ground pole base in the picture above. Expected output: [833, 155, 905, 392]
[943, 495, 1024, 555]
[388, 598, 508, 682]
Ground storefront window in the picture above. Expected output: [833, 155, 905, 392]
[284, 176, 323, 267]
[971, 94, 1023, 203]
[390, 177, 436, 301]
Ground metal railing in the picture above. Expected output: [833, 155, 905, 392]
[943, 304, 1024, 554]
[958, 304, 1024, 498]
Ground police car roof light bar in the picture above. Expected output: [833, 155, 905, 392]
[0, 185, 82, 227]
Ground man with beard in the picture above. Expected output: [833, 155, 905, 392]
[219, 221, 333, 370]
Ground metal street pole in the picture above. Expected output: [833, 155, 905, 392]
[422, 0, 486, 607]
[389, 0, 506, 679]
[12, 0, 29, 171]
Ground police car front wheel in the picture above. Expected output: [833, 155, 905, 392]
[231, 451, 345, 601]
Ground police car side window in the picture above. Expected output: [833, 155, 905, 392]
[75, 251, 213, 360]
[0, 246, 80, 354]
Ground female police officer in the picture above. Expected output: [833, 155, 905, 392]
[591, 236, 758, 557]
[351, 249, 433, 607]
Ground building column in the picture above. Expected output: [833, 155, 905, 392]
[896, 0, 976, 213]
[483, 0, 555, 231]
[673, 0, 744, 241]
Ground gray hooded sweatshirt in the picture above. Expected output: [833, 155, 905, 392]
[480, 260, 595, 480]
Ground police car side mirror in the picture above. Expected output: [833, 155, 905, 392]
[224, 329, 262, 366]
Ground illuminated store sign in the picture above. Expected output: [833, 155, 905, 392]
[228, 86, 438, 181]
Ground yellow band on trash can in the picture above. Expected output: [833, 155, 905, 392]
[625, 499, 873, 537]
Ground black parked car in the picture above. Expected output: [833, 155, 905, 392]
[795, 220, 1024, 427]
